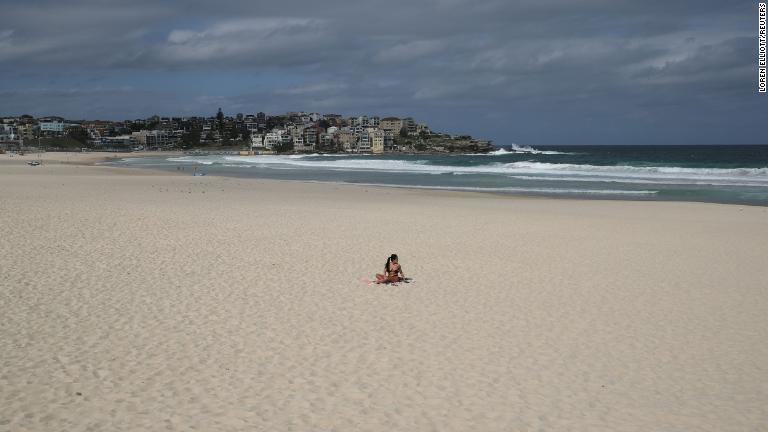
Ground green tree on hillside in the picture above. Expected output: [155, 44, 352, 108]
[181, 129, 201, 149]
[216, 108, 224, 133]
[66, 127, 90, 145]
[274, 140, 294, 154]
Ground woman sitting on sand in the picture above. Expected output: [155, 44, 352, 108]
[376, 254, 404, 284]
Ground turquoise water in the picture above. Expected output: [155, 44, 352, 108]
[115, 145, 768, 206]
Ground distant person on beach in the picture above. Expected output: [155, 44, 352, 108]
[376, 254, 404, 284]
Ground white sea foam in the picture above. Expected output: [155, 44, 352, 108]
[302, 181, 658, 196]
[222, 156, 432, 171]
[167, 156, 216, 165]
[473, 145, 573, 155]
[284, 153, 366, 158]
[114, 158, 177, 167]
[502, 162, 768, 180]
[168, 155, 768, 186]
[507, 175, 768, 187]
[508, 144, 574, 155]
[485, 148, 513, 155]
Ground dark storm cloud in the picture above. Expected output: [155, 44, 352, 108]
[1, 0, 764, 144]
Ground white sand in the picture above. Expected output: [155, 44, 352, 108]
[1, 153, 767, 431]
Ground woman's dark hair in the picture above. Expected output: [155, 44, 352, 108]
[385, 254, 398, 273]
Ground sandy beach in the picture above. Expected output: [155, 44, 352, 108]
[1, 152, 767, 431]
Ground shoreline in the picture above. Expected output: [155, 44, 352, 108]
[5, 150, 768, 207]
[110, 151, 768, 208]
[4, 150, 768, 214]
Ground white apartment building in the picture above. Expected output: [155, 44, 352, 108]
[281, 133, 292, 148]
[263, 132, 283, 149]
[294, 136, 307, 149]
[39, 120, 66, 134]
[250, 133, 264, 148]
[0, 124, 18, 141]
[319, 133, 334, 149]
[358, 131, 371, 152]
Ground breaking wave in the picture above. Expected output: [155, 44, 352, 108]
[507, 144, 574, 155]
[470, 145, 574, 156]
[502, 162, 768, 182]
[162, 155, 768, 191]
[167, 155, 768, 184]
[302, 181, 658, 196]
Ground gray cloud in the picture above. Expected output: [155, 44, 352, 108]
[0, 0, 764, 144]
[140, 18, 335, 67]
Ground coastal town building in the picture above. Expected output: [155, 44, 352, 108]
[99, 135, 137, 150]
[280, 132, 292, 148]
[379, 117, 402, 133]
[369, 129, 384, 154]
[39, 120, 66, 135]
[337, 131, 358, 152]
[18, 124, 37, 141]
[319, 133, 334, 150]
[402, 117, 417, 135]
[383, 131, 396, 151]
[245, 121, 259, 131]
[263, 132, 283, 150]
[131, 130, 180, 149]
[256, 112, 267, 129]
[301, 125, 320, 151]
[0, 124, 17, 142]
[358, 131, 371, 152]
[250, 133, 264, 148]
[323, 114, 343, 124]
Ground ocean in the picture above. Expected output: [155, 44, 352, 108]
[114, 145, 768, 206]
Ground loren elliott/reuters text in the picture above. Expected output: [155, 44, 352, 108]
[759, 2, 766, 92]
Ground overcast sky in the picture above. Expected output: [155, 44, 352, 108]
[1, 0, 765, 144]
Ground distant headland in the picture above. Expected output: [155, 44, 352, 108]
[0, 110, 494, 154]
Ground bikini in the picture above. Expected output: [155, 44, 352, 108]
[387, 263, 401, 281]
